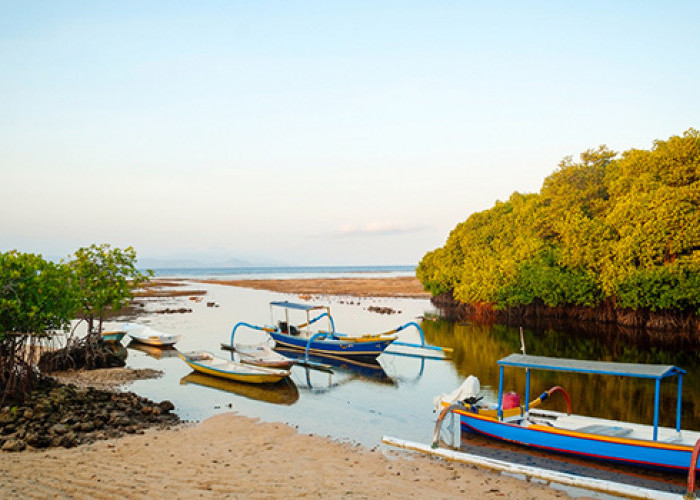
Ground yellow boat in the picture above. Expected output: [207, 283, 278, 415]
[179, 351, 290, 384]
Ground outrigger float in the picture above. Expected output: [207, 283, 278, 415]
[227, 301, 451, 364]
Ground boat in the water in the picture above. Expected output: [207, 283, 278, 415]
[180, 372, 299, 405]
[228, 301, 449, 361]
[220, 342, 296, 369]
[123, 324, 182, 347]
[179, 350, 290, 384]
[435, 354, 700, 474]
[100, 330, 127, 344]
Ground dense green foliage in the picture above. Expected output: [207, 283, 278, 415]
[1, 244, 150, 401]
[0, 251, 75, 338]
[0, 252, 75, 402]
[417, 129, 700, 313]
[69, 244, 151, 335]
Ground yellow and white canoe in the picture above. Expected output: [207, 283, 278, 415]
[179, 351, 290, 384]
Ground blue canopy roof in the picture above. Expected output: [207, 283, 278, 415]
[269, 301, 327, 311]
[498, 354, 685, 379]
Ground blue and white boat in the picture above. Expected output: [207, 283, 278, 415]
[436, 354, 700, 474]
[228, 301, 449, 361]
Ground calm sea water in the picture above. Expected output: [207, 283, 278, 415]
[106, 269, 698, 496]
[149, 265, 416, 280]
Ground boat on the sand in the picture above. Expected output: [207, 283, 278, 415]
[179, 350, 290, 384]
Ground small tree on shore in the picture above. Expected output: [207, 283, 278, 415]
[69, 244, 152, 335]
[0, 251, 75, 403]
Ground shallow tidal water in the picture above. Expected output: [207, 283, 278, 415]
[110, 281, 698, 496]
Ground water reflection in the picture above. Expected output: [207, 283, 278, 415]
[422, 319, 700, 430]
[180, 372, 299, 405]
[127, 341, 180, 359]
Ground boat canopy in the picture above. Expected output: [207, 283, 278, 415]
[498, 354, 686, 380]
[269, 301, 327, 311]
[495, 353, 686, 440]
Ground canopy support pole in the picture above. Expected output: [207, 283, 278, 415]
[653, 378, 661, 441]
[497, 365, 504, 421]
[677, 373, 683, 433]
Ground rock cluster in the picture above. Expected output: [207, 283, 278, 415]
[0, 379, 178, 452]
[154, 307, 192, 314]
[367, 306, 400, 315]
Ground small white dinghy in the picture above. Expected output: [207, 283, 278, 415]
[123, 323, 182, 347]
[220, 342, 296, 369]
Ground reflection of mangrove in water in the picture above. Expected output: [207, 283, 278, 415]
[127, 341, 180, 359]
[422, 320, 700, 430]
[180, 372, 299, 406]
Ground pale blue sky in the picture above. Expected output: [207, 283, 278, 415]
[1, 1, 698, 266]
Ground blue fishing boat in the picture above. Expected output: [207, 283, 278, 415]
[436, 354, 700, 474]
[229, 301, 449, 362]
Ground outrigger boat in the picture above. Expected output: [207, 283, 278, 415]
[436, 354, 700, 474]
[179, 351, 290, 384]
[228, 301, 450, 362]
[123, 323, 182, 347]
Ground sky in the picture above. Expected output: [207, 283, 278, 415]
[1, 1, 699, 267]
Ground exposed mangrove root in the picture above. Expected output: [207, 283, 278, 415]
[38, 334, 126, 374]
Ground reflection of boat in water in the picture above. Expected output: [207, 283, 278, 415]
[179, 351, 290, 384]
[127, 341, 180, 359]
[277, 348, 395, 386]
[180, 372, 299, 405]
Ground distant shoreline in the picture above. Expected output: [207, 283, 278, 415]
[192, 276, 430, 299]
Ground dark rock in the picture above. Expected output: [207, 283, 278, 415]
[158, 400, 175, 413]
[2, 439, 26, 452]
[79, 421, 95, 433]
[49, 423, 68, 435]
[61, 432, 78, 448]
[25, 433, 51, 449]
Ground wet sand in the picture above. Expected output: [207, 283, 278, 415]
[1, 412, 568, 499]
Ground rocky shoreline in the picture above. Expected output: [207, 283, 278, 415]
[0, 377, 178, 452]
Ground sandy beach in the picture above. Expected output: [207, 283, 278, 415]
[2, 276, 579, 499]
[1, 412, 568, 499]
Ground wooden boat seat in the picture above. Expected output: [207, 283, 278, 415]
[576, 424, 633, 437]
